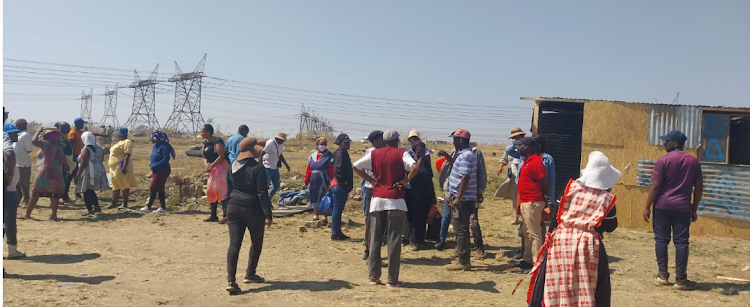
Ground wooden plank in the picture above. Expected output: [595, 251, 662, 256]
[716, 276, 750, 282]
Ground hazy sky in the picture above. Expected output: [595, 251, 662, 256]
[3, 1, 749, 143]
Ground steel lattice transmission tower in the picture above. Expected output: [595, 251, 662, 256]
[125, 65, 160, 130]
[100, 84, 120, 127]
[164, 54, 207, 134]
[79, 88, 93, 123]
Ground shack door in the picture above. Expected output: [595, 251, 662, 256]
[536, 101, 585, 201]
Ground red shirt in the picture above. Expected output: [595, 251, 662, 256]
[518, 154, 547, 203]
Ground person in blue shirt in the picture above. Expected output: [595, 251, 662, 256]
[142, 130, 175, 213]
[226, 125, 249, 164]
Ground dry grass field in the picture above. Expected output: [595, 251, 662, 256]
[3, 135, 749, 306]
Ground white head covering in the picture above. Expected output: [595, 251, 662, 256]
[578, 151, 621, 190]
[81, 131, 96, 147]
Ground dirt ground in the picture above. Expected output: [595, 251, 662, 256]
[4, 136, 749, 306]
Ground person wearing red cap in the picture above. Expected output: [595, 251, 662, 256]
[13, 119, 33, 207]
[441, 128, 480, 271]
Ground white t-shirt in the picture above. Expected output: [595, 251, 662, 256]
[363, 147, 376, 189]
[353, 150, 415, 213]
[262, 139, 284, 169]
[13, 130, 33, 168]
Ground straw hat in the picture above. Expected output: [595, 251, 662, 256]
[577, 151, 621, 190]
[508, 127, 526, 139]
[407, 130, 421, 139]
[275, 131, 287, 141]
[236, 137, 267, 161]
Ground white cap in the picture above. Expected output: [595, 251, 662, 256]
[383, 129, 400, 141]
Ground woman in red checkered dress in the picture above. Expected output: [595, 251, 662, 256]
[527, 151, 621, 307]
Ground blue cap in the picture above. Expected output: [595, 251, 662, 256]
[74, 118, 87, 125]
[3, 124, 20, 134]
[115, 126, 129, 137]
[659, 130, 688, 143]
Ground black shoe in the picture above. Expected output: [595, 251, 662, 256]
[434, 242, 445, 251]
[674, 278, 697, 290]
[512, 250, 524, 260]
[204, 216, 219, 222]
[363, 250, 369, 261]
[75, 193, 83, 199]
[653, 273, 670, 285]
[243, 275, 265, 284]
[226, 281, 241, 294]
[331, 233, 351, 241]
[516, 261, 533, 270]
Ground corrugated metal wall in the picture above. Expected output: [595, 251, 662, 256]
[636, 159, 750, 222]
[648, 105, 702, 148]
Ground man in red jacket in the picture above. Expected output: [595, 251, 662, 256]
[353, 129, 421, 288]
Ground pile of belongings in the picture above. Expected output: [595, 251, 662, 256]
[277, 189, 310, 207]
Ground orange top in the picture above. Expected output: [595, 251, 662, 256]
[68, 128, 84, 156]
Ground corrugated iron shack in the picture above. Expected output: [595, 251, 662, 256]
[522, 97, 750, 238]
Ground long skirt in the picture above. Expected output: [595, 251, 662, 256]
[206, 160, 229, 203]
[528, 241, 612, 307]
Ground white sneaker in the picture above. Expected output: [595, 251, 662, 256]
[139, 207, 151, 213]
[153, 208, 168, 214]
[4, 245, 26, 259]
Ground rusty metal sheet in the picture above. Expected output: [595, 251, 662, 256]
[648, 105, 702, 148]
[637, 159, 750, 222]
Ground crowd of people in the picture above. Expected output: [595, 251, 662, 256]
[3, 105, 707, 305]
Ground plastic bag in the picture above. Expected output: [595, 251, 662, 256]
[318, 190, 334, 216]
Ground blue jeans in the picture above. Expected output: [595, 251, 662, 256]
[265, 168, 281, 199]
[653, 208, 692, 280]
[331, 185, 348, 236]
[439, 199, 451, 243]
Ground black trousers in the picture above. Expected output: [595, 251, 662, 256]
[64, 165, 79, 199]
[4, 189, 19, 245]
[82, 189, 99, 212]
[405, 189, 430, 244]
[226, 204, 266, 282]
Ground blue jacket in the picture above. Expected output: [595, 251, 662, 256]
[150, 142, 173, 171]
[517, 152, 556, 202]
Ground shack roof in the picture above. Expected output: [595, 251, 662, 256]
[520, 97, 750, 113]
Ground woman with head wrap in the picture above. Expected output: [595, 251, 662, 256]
[23, 127, 69, 220]
[74, 131, 110, 216]
[108, 127, 137, 209]
[141, 130, 174, 213]
[302, 137, 334, 222]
